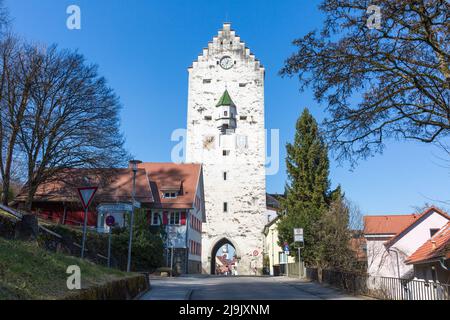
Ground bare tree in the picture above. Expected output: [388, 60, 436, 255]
[16, 45, 128, 209]
[281, 0, 449, 165]
[0, 37, 42, 205]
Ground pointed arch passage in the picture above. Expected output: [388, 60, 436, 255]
[210, 238, 238, 275]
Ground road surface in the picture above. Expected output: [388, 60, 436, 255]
[140, 275, 365, 300]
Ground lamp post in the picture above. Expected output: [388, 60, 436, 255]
[127, 159, 142, 273]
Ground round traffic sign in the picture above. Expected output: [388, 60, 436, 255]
[253, 250, 259, 257]
[105, 215, 115, 227]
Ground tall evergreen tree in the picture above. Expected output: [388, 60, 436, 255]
[278, 108, 337, 266]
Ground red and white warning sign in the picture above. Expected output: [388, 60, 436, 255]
[77, 187, 98, 209]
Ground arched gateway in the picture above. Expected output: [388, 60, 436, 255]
[210, 238, 239, 275]
[185, 23, 267, 275]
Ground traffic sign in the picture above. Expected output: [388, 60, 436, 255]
[77, 187, 98, 209]
[253, 250, 259, 257]
[283, 243, 290, 252]
[106, 215, 115, 227]
[294, 228, 304, 243]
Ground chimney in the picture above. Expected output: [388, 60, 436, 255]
[431, 241, 437, 250]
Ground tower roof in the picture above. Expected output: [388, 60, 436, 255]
[216, 90, 235, 107]
[189, 23, 264, 72]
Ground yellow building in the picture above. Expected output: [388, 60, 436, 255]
[263, 215, 295, 276]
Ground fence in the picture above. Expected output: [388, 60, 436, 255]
[303, 267, 449, 300]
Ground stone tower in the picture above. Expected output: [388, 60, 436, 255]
[185, 23, 266, 275]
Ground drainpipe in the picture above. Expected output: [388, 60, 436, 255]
[388, 248, 401, 279]
[185, 209, 190, 275]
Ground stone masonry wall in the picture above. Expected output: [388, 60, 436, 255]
[186, 23, 267, 275]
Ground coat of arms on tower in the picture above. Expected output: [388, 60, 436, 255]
[203, 135, 215, 150]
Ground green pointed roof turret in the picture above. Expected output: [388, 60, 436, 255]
[216, 90, 235, 107]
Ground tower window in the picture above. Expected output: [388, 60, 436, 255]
[204, 116, 212, 121]
[223, 172, 227, 181]
[224, 111, 228, 117]
[239, 83, 247, 87]
[203, 79, 212, 84]
[223, 150, 230, 156]
[223, 202, 228, 213]
[240, 116, 247, 120]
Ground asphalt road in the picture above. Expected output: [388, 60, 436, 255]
[140, 275, 365, 300]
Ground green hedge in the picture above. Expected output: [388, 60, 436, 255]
[40, 210, 164, 273]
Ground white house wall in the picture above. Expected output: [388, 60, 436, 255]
[366, 210, 449, 279]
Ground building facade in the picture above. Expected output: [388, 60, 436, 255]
[185, 23, 267, 275]
[140, 163, 206, 274]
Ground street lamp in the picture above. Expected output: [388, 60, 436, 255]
[127, 159, 142, 273]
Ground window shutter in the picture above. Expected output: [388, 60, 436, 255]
[181, 212, 186, 225]
[162, 211, 168, 225]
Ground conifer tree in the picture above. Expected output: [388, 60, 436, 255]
[278, 108, 336, 265]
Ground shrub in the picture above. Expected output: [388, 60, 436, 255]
[40, 209, 164, 272]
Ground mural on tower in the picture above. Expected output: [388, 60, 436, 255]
[185, 23, 267, 275]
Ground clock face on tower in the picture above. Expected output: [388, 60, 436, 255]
[220, 56, 234, 70]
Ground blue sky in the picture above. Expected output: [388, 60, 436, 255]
[5, 0, 449, 215]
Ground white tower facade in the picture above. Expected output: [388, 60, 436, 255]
[185, 23, 266, 275]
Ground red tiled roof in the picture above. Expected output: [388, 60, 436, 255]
[15, 168, 153, 204]
[364, 214, 421, 235]
[384, 207, 450, 247]
[138, 163, 202, 210]
[406, 222, 450, 264]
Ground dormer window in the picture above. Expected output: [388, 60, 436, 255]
[164, 192, 178, 199]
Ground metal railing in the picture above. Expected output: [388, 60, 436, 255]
[304, 267, 449, 300]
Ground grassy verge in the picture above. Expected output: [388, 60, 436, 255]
[0, 237, 132, 300]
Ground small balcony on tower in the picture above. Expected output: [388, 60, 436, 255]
[216, 90, 237, 135]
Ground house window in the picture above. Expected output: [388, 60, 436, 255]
[223, 202, 228, 213]
[430, 229, 440, 238]
[164, 192, 177, 199]
[223, 171, 227, 181]
[223, 150, 230, 156]
[279, 252, 288, 264]
[169, 212, 181, 225]
[151, 212, 161, 226]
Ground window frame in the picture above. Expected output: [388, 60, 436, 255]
[169, 211, 181, 225]
[151, 212, 161, 226]
[163, 192, 178, 199]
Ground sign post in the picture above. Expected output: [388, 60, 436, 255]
[77, 187, 98, 259]
[294, 228, 304, 278]
[283, 241, 290, 277]
[106, 215, 115, 268]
